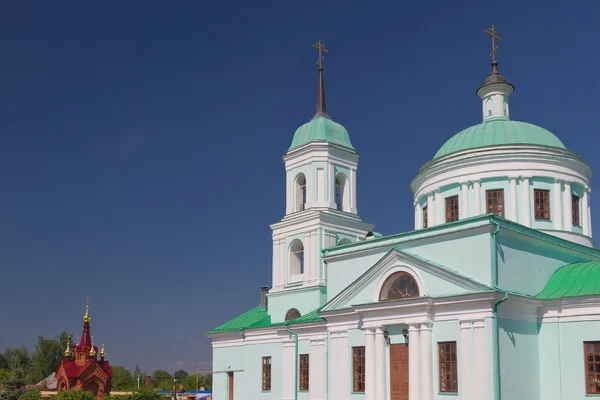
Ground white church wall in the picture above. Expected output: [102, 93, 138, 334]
[212, 341, 284, 400]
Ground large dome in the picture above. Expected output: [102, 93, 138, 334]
[434, 119, 566, 159]
[289, 116, 354, 150]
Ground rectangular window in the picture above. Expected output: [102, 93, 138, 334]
[534, 189, 550, 220]
[573, 195, 581, 226]
[585, 342, 600, 394]
[352, 346, 365, 392]
[445, 196, 459, 223]
[423, 206, 428, 228]
[299, 354, 309, 391]
[439, 342, 458, 393]
[486, 189, 505, 218]
[262, 356, 271, 391]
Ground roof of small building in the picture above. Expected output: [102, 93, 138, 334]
[536, 262, 600, 300]
[207, 305, 324, 335]
[289, 116, 354, 150]
[434, 119, 566, 159]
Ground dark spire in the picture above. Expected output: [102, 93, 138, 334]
[312, 68, 330, 120]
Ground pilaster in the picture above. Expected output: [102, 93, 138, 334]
[472, 180, 482, 216]
[427, 193, 435, 227]
[460, 183, 469, 220]
[282, 340, 296, 400]
[459, 321, 473, 400]
[365, 329, 375, 400]
[583, 188, 591, 236]
[420, 323, 434, 400]
[374, 328, 386, 400]
[472, 320, 487, 399]
[408, 324, 421, 400]
[553, 179, 564, 230]
[520, 177, 532, 227]
[434, 190, 442, 226]
[563, 181, 573, 231]
[509, 177, 518, 222]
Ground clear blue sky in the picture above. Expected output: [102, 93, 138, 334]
[1, 0, 598, 374]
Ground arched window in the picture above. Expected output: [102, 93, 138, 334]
[485, 98, 493, 117]
[285, 308, 301, 322]
[335, 174, 346, 211]
[295, 174, 307, 211]
[289, 239, 304, 276]
[379, 272, 420, 301]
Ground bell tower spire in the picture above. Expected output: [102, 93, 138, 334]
[312, 40, 330, 120]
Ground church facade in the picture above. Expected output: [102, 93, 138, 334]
[208, 38, 600, 400]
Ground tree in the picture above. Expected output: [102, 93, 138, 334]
[1, 348, 31, 371]
[0, 368, 26, 400]
[172, 370, 187, 382]
[54, 390, 94, 400]
[132, 366, 145, 389]
[128, 389, 162, 400]
[29, 332, 70, 384]
[110, 366, 134, 390]
[149, 370, 172, 390]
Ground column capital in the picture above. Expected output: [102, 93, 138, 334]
[586, 186, 592, 194]
[460, 182, 469, 187]
[414, 199, 420, 207]
[374, 327, 385, 335]
[408, 324, 420, 332]
[459, 320, 473, 329]
[563, 180, 573, 186]
[472, 319, 485, 329]
[419, 322, 432, 331]
[554, 178, 564, 184]
[470, 179, 481, 185]
[520, 176, 532, 181]
[508, 176, 518, 181]
[364, 328, 375, 335]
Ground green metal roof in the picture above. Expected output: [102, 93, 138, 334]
[207, 305, 324, 335]
[434, 119, 566, 159]
[289, 116, 354, 150]
[536, 262, 600, 300]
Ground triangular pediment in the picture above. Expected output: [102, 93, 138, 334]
[322, 249, 492, 312]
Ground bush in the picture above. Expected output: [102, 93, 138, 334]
[127, 389, 162, 400]
[18, 390, 40, 400]
[54, 390, 95, 400]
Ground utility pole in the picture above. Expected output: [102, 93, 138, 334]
[137, 375, 140, 389]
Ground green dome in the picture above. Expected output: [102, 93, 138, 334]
[289, 116, 354, 150]
[434, 119, 566, 159]
[536, 262, 600, 300]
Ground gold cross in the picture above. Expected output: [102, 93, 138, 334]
[485, 25, 502, 61]
[312, 40, 328, 69]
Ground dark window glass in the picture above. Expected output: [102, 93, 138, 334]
[299, 354, 309, 391]
[585, 342, 600, 394]
[486, 190, 505, 218]
[352, 347, 365, 392]
[262, 356, 271, 391]
[573, 195, 581, 226]
[439, 342, 458, 393]
[379, 272, 420, 301]
[534, 189, 550, 220]
[445, 196, 459, 223]
[423, 207, 428, 228]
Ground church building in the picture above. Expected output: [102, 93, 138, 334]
[208, 31, 600, 400]
[56, 300, 113, 399]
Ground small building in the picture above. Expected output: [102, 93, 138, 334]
[55, 300, 113, 399]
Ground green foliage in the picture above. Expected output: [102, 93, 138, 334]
[18, 389, 41, 400]
[54, 390, 94, 400]
[172, 370, 187, 382]
[132, 365, 146, 382]
[0, 368, 27, 400]
[29, 332, 70, 384]
[110, 366, 135, 390]
[127, 389, 162, 400]
[149, 370, 172, 390]
[1, 348, 31, 372]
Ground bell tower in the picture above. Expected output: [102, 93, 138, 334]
[268, 42, 374, 323]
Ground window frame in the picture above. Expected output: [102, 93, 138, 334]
[438, 341, 458, 393]
[378, 271, 420, 301]
[585, 342, 600, 394]
[299, 354, 309, 391]
[262, 356, 271, 391]
[486, 189, 505, 218]
[423, 206, 428, 228]
[445, 195, 459, 223]
[285, 308, 301, 322]
[534, 189, 551, 220]
[352, 346, 365, 393]
[573, 194, 581, 226]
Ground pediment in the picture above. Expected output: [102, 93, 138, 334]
[322, 249, 492, 312]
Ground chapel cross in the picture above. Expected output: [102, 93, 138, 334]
[485, 25, 502, 61]
[312, 40, 328, 69]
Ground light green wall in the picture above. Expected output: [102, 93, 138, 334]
[268, 286, 326, 323]
[496, 232, 583, 295]
[326, 231, 493, 304]
[539, 320, 600, 399]
[497, 317, 541, 400]
[213, 342, 282, 400]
